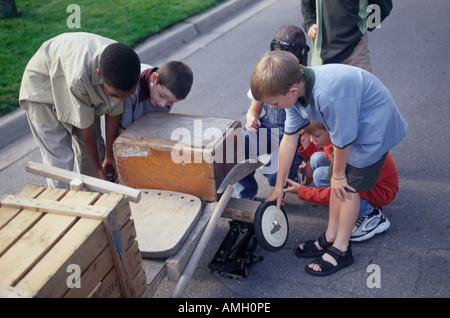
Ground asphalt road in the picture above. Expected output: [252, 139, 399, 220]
[0, 0, 449, 299]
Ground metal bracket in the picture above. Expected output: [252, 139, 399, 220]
[208, 220, 263, 279]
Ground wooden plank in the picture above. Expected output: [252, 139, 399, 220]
[222, 197, 261, 223]
[0, 209, 44, 257]
[63, 247, 114, 298]
[133, 267, 149, 298]
[0, 188, 68, 287]
[1, 195, 111, 220]
[129, 189, 202, 258]
[0, 184, 45, 229]
[166, 202, 216, 281]
[17, 218, 107, 297]
[89, 268, 122, 298]
[93, 193, 137, 298]
[14, 190, 104, 297]
[124, 240, 142, 279]
[0, 212, 77, 287]
[26, 161, 141, 203]
[0, 285, 36, 298]
[119, 219, 137, 252]
[142, 259, 167, 298]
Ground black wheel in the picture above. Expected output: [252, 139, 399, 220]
[254, 201, 289, 251]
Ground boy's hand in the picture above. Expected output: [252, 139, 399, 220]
[283, 178, 300, 194]
[102, 156, 118, 182]
[299, 161, 313, 185]
[266, 186, 285, 208]
[300, 130, 311, 148]
[245, 115, 261, 132]
[308, 24, 318, 40]
[330, 177, 355, 202]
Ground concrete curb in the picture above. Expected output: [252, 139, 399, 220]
[0, 0, 256, 150]
[134, 0, 255, 62]
[0, 107, 30, 150]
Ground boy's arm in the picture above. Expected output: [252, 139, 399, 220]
[266, 133, 299, 207]
[284, 178, 330, 206]
[246, 100, 263, 132]
[103, 114, 121, 180]
[120, 95, 135, 130]
[81, 124, 106, 180]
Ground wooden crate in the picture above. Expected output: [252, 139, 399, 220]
[0, 184, 148, 298]
[114, 112, 242, 202]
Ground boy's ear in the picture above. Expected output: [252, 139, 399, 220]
[96, 68, 102, 78]
[150, 72, 158, 84]
[289, 83, 299, 96]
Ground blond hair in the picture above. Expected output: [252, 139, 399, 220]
[250, 50, 303, 102]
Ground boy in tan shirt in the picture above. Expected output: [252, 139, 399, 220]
[19, 32, 140, 188]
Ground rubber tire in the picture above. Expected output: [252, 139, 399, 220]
[254, 201, 289, 251]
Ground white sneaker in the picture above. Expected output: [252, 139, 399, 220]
[350, 207, 390, 242]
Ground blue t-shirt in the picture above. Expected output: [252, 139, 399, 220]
[284, 64, 408, 168]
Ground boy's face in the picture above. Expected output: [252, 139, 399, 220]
[262, 85, 299, 109]
[309, 128, 331, 148]
[103, 82, 137, 101]
[96, 69, 136, 101]
[149, 73, 180, 108]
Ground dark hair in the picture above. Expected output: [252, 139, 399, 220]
[100, 42, 140, 91]
[272, 25, 309, 65]
[156, 61, 193, 100]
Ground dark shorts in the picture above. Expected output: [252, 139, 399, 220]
[328, 152, 388, 193]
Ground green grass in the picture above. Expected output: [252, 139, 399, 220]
[0, 0, 225, 116]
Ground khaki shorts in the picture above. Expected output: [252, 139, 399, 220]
[328, 152, 388, 193]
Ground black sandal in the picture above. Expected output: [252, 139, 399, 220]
[305, 245, 354, 277]
[295, 233, 333, 258]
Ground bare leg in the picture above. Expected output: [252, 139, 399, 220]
[309, 190, 359, 271]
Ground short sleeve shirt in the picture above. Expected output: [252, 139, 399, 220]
[284, 64, 408, 168]
[19, 32, 123, 129]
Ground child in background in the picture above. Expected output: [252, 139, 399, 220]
[284, 121, 398, 243]
[120, 61, 193, 130]
[235, 25, 309, 200]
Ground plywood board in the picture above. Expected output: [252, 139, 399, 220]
[129, 189, 202, 258]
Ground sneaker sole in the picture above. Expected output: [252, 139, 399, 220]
[350, 218, 391, 242]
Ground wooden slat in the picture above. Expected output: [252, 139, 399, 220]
[15, 190, 105, 297]
[93, 193, 137, 298]
[0, 191, 77, 286]
[26, 161, 141, 203]
[166, 202, 216, 281]
[88, 268, 122, 298]
[142, 259, 167, 298]
[1, 195, 111, 220]
[63, 247, 114, 298]
[222, 197, 260, 223]
[0, 184, 45, 229]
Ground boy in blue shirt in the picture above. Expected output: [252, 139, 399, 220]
[235, 25, 309, 200]
[250, 50, 407, 276]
